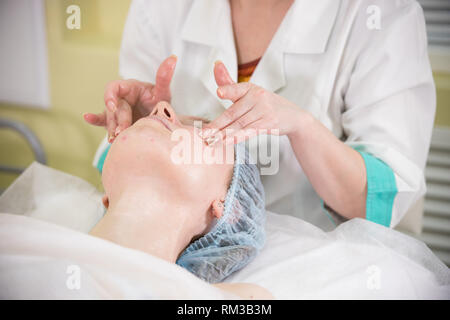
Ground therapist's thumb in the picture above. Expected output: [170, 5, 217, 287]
[214, 61, 235, 87]
[154, 55, 177, 102]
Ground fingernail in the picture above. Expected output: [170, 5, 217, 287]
[217, 88, 223, 97]
[203, 129, 213, 138]
[202, 128, 217, 139]
[214, 60, 222, 66]
[205, 135, 220, 146]
[199, 129, 209, 139]
[115, 127, 121, 137]
[108, 135, 114, 143]
[107, 101, 116, 112]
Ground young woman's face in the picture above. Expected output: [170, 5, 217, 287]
[102, 101, 234, 215]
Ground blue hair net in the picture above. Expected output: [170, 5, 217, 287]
[176, 142, 266, 283]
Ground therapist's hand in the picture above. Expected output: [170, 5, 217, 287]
[83, 55, 177, 142]
[202, 61, 306, 145]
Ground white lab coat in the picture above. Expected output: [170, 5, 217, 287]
[115, 0, 435, 230]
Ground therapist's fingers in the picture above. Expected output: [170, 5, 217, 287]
[204, 96, 255, 135]
[83, 112, 106, 127]
[152, 55, 177, 103]
[214, 61, 235, 87]
[115, 99, 133, 135]
[216, 82, 252, 102]
[106, 109, 118, 143]
[223, 115, 281, 145]
[202, 84, 254, 138]
[213, 108, 262, 146]
[104, 79, 155, 115]
[104, 80, 132, 113]
[221, 108, 262, 135]
[223, 117, 280, 146]
[103, 55, 177, 122]
[223, 126, 261, 146]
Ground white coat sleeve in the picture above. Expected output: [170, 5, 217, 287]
[341, 1, 436, 228]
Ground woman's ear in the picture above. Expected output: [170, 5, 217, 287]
[211, 199, 225, 219]
[102, 195, 109, 209]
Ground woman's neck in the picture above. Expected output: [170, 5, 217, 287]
[89, 188, 196, 263]
[231, 0, 285, 10]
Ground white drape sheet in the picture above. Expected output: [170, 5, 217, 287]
[0, 163, 448, 299]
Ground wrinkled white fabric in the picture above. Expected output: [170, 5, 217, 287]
[226, 213, 450, 299]
[0, 164, 448, 299]
[0, 213, 234, 299]
[0, 162, 104, 233]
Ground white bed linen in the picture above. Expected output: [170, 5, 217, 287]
[0, 163, 449, 299]
[0, 213, 234, 299]
[226, 212, 450, 299]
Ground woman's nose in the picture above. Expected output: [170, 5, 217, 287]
[150, 101, 178, 123]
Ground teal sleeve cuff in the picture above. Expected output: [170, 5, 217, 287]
[358, 151, 398, 227]
[96, 144, 111, 173]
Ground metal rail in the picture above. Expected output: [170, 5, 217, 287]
[0, 118, 47, 174]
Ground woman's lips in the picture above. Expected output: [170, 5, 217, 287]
[147, 115, 172, 131]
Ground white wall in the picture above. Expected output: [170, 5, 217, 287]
[0, 0, 50, 108]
